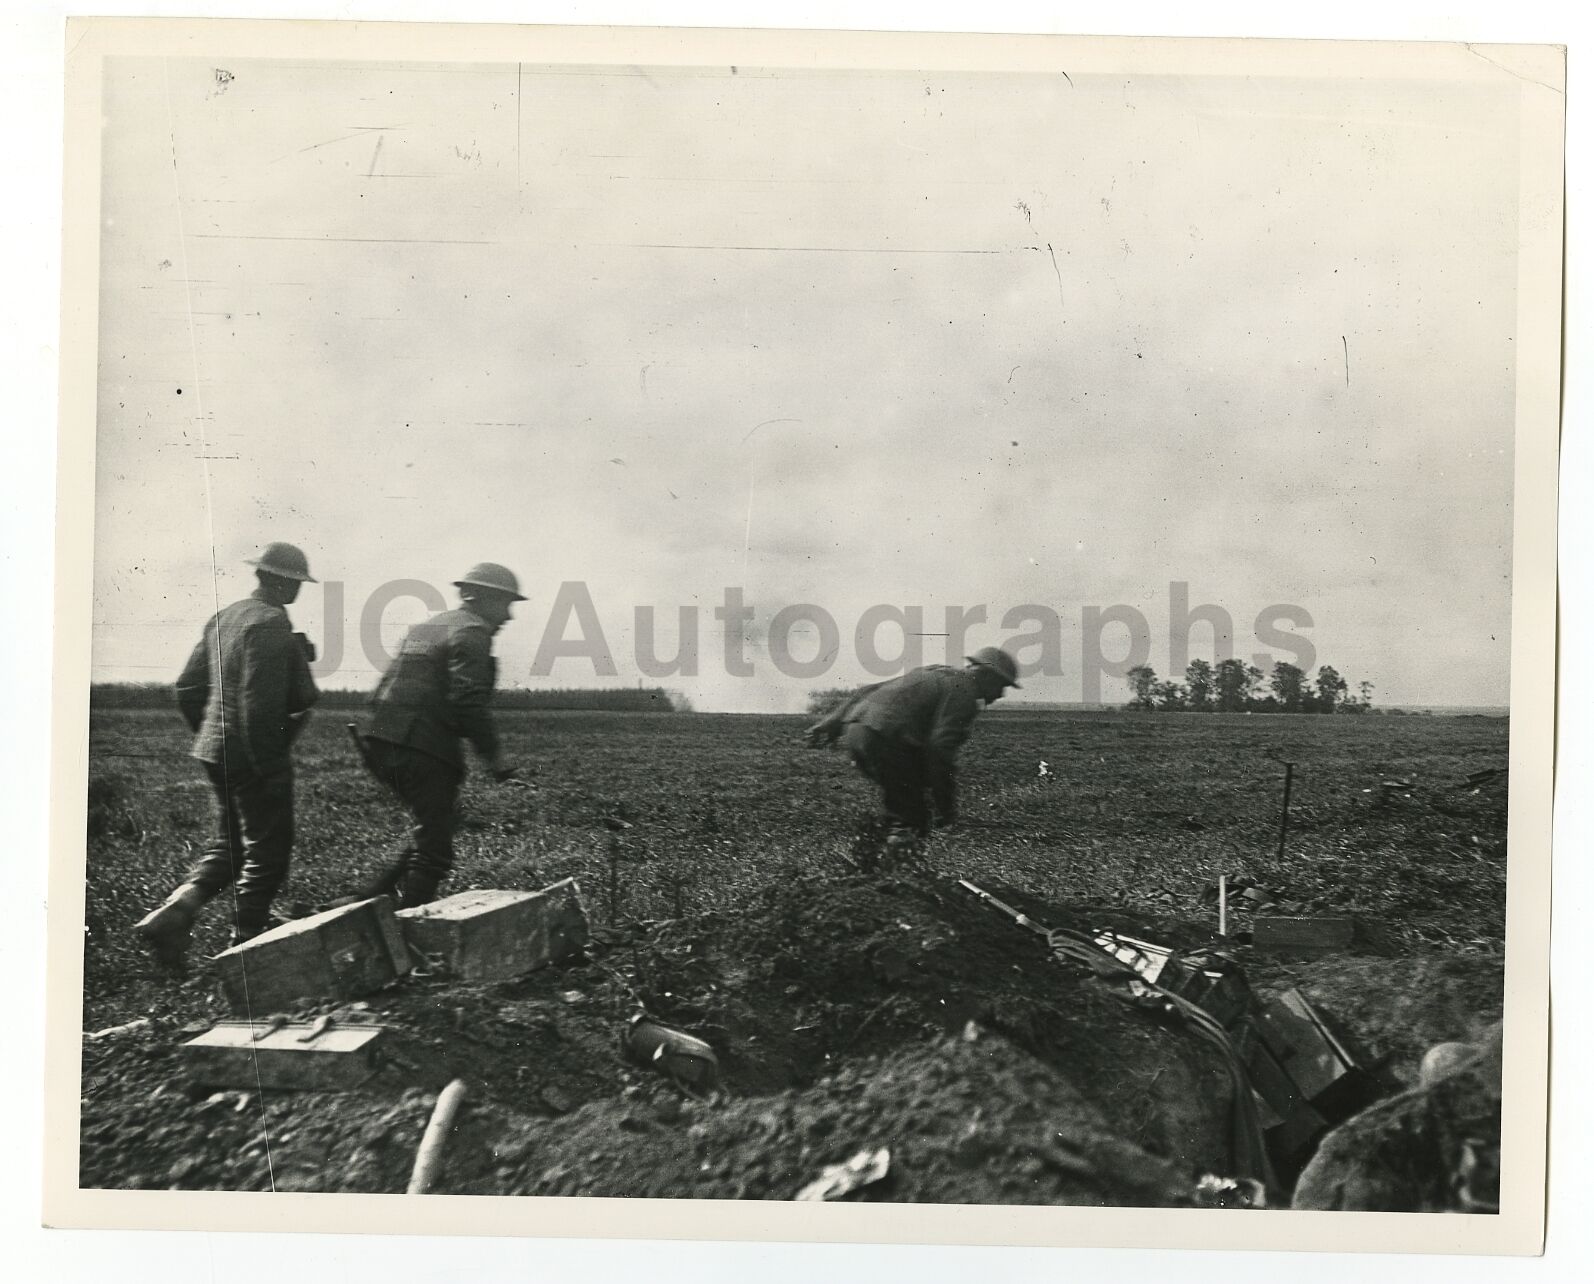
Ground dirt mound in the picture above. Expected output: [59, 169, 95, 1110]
[618, 871, 1236, 1171]
[1292, 1023, 1503, 1212]
[481, 1030, 1203, 1205]
[81, 872, 1243, 1197]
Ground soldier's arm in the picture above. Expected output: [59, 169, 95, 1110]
[174, 631, 210, 732]
[804, 682, 884, 747]
[925, 684, 979, 825]
[238, 616, 294, 771]
[284, 633, 320, 743]
[446, 628, 505, 770]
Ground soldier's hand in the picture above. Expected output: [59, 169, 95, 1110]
[804, 721, 838, 749]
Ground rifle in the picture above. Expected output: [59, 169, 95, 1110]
[956, 879, 1051, 940]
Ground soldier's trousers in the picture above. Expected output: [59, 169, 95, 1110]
[841, 724, 933, 836]
[362, 738, 462, 886]
[185, 760, 295, 935]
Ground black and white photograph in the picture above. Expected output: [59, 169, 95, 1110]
[43, 16, 1562, 1254]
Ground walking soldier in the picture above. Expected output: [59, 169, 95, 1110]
[804, 646, 1021, 863]
[355, 562, 527, 908]
[134, 542, 320, 967]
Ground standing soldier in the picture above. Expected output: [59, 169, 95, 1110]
[355, 563, 526, 908]
[804, 646, 1021, 862]
[134, 542, 320, 967]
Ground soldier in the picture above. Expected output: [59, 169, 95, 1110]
[804, 646, 1021, 861]
[355, 562, 527, 908]
[134, 542, 320, 967]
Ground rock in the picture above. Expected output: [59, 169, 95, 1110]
[1293, 1023, 1502, 1212]
[539, 1086, 574, 1115]
[1420, 1041, 1476, 1085]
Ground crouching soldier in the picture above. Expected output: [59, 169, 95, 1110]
[354, 562, 527, 908]
[135, 542, 320, 967]
[804, 646, 1021, 865]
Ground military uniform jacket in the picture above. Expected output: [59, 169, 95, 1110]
[365, 607, 500, 773]
[839, 665, 982, 767]
[176, 590, 320, 774]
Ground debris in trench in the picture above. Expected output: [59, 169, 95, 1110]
[1251, 916, 1356, 958]
[959, 878, 1278, 1190]
[959, 876, 1406, 1192]
[622, 1013, 720, 1091]
[1193, 1173, 1267, 1208]
[793, 1145, 891, 1201]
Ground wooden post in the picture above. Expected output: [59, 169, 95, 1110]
[1276, 762, 1295, 861]
[1218, 874, 1228, 937]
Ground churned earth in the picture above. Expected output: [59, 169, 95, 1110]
[79, 707, 1508, 1205]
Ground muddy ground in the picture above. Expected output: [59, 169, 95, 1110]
[81, 868, 1501, 1206]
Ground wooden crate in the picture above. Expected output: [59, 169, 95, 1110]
[213, 897, 411, 1015]
[180, 1019, 387, 1091]
[1252, 916, 1355, 958]
[396, 879, 588, 981]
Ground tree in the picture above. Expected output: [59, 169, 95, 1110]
[1315, 665, 1348, 714]
[1154, 680, 1188, 711]
[1245, 664, 1267, 704]
[1184, 658, 1215, 712]
[1126, 664, 1159, 710]
[1359, 679, 1375, 709]
[1270, 661, 1307, 712]
[1214, 658, 1252, 712]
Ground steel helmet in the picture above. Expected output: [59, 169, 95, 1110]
[454, 562, 526, 601]
[246, 542, 316, 583]
[967, 645, 1021, 689]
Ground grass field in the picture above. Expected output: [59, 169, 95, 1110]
[84, 705, 1509, 1030]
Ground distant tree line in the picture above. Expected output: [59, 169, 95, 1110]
[1123, 660, 1376, 714]
[90, 682, 692, 713]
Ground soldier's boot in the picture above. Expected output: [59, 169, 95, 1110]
[227, 910, 288, 949]
[360, 857, 410, 902]
[397, 869, 443, 910]
[133, 883, 211, 970]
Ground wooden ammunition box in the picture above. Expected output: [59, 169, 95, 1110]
[213, 897, 410, 1015]
[1252, 916, 1355, 958]
[180, 1018, 387, 1091]
[396, 879, 588, 981]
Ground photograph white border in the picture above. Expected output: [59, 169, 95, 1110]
[37, 9, 1564, 1262]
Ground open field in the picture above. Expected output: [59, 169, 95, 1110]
[79, 706, 1509, 1203]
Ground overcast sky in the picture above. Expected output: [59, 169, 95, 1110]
[92, 57, 1520, 710]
